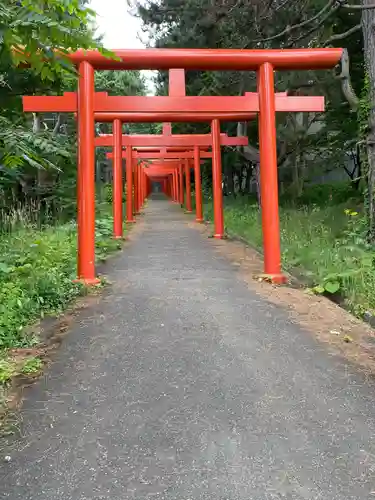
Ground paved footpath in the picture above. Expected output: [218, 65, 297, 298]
[1, 198, 375, 500]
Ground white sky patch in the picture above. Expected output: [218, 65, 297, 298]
[89, 0, 156, 94]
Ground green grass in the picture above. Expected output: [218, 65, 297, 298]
[204, 195, 375, 317]
[0, 355, 43, 388]
[21, 356, 43, 375]
[0, 201, 124, 353]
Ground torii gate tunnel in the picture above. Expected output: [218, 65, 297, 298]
[100, 129, 249, 233]
[22, 47, 342, 284]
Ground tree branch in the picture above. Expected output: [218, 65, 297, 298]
[251, 0, 335, 43]
[286, 4, 339, 46]
[335, 48, 360, 111]
[341, 2, 375, 9]
[52, 114, 62, 136]
[324, 23, 361, 45]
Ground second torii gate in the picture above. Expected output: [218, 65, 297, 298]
[100, 129, 246, 236]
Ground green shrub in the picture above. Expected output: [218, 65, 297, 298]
[21, 357, 43, 375]
[280, 183, 362, 208]
[103, 183, 113, 203]
[204, 196, 375, 316]
[0, 207, 123, 349]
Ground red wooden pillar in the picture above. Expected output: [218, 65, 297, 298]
[137, 162, 142, 209]
[133, 160, 139, 214]
[171, 171, 174, 201]
[175, 168, 180, 203]
[143, 169, 147, 202]
[179, 162, 184, 206]
[77, 61, 99, 284]
[194, 145, 204, 222]
[141, 166, 144, 206]
[140, 168, 143, 206]
[113, 119, 123, 238]
[126, 146, 135, 223]
[170, 173, 174, 200]
[258, 63, 285, 283]
[173, 170, 178, 202]
[176, 170, 179, 202]
[168, 175, 172, 199]
[185, 159, 192, 212]
[211, 119, 224, 238]
[138, 163, 141, 212]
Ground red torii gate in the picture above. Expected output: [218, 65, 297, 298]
[143, 163, 181, 200]
[24, 91, 253, 275]
[105, 148, 210, 221]
[147, 164, 189, 203]
[95, 66, 321, 244]
[100, 130, 248, 233]
[22, 47, 342, 284]
[99, 69, 250, 235]
[23, 90, 323, 279]
[93, 67, 252, 233]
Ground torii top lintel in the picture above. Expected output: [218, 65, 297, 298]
[67, 48, 342, 71]
[106, 151, 212, 159]
[95, 133, 248, 147]
[22, 92, 325, 114]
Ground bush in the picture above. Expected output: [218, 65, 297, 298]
[204, 196, 375, 316]
[280, 182, 362, 208]
[103, 183, 113, 203]
[0, 208, 122, 349]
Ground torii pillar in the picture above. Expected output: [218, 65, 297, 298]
[179, 163, 184, 206]
[211, 119, 224, 238]
[113, 118, 123, 238]
[258, 63, 282, 281]
[194, 145, 204, 223]
[77, 61, 98, 284]
[185, 159, 192, 212]
[126, 146, 135, 223]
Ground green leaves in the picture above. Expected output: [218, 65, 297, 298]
[0, 204, 123, 349]
[0, 262, 12, 275]
[0, 0, 102, 177]
[21, 356, 42, 375]
[313, 280, 341, 295]
[0, 116, 71, 171]
[324, 281, 340, 294]
[4, 0, 99, 78]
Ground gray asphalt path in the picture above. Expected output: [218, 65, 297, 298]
[1, 198, 375, 499]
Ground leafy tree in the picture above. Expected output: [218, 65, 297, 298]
[0, 0, 100, 171]
[0, 1, 132, 225]
[133, 0, 368, 204]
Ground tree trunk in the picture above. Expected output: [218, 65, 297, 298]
[33, 114, 44, 191]
[362, 1, 375, 239]
[244, 165, 252, 194]
[254, 163, 261, 207]
[227, 167, 234, 195]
